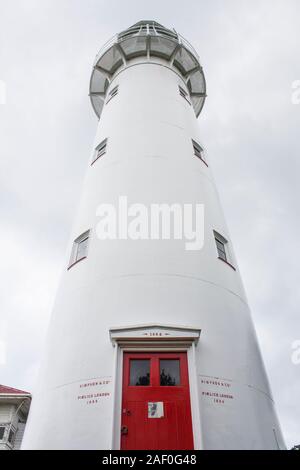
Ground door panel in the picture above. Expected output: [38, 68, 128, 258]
[121, 352, 194, 450]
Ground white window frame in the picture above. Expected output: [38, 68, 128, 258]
[68, 230, 90, 268]
[92, 138, 107, 165]
[192, 139, 208, 167]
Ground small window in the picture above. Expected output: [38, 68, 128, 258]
[8, 429, 15, 445]
[192, 139, 208, 166]
[179, 85, 191, 104]
[214, 230, 235, 269]
[0, 426, 5, 440]
[91, 138, 107, 165]
[106, 85, 118, 104]
[160, 359, 180, 386]
[69, 230, 90, 268]
[130, 359, 150, 386]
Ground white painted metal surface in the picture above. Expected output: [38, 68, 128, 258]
[22, 21, 285, 450]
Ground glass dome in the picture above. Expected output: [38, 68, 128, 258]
[89, 21, 206, 118]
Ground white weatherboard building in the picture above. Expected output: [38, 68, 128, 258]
[0, 385, 31, 450]
[22, 21, 285, 450]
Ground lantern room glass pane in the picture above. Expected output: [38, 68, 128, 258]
[189, 70, 205, 94]
[120, 36, 147, 57]
[130, 359, 150, 386]
[97, 46, 122, 74]
[160, 359, 180, 386]
[150, 36, 177, 58]
[174, 47, 197, 73]
[90, 68, 107, 94]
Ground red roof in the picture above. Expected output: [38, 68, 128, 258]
[0, 384, 31, 395]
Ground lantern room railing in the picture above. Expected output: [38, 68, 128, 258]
[89, 21, 206, 119]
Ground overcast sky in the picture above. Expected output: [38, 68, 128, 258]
[0, 0, 300, 448]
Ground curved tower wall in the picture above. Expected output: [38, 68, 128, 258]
[22, 23, 285, 450]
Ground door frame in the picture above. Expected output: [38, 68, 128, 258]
[109, 324, 202, 450]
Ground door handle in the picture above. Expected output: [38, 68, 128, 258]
[121, 425, 128, 435]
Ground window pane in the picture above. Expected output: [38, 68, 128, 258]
[192, 140, 203, 156]
[93, 139, 107, 163]
[8, 429, 14, 444]
[106, 86, 118, 104]
[130, 359, 150, 386]
[216, 239, 227, 260]
[97, 146, 106, 158]
[110, 86, 118, 96]
[77, 237, 88, 260]
[97, 141, 106, 152]
[217, 245, 226, 256]
[0, 427, 5, 440]
[216, 239, 224, 248]
[160, 359, 180, 386]
[218, 248, 227, 261]
[179, 86, 191, 104]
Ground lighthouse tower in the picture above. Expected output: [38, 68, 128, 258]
[22, 21, 284, 450]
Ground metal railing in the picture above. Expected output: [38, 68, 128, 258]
[93, 26, 200, 67]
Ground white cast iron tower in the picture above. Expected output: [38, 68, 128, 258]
[22, 21, 285, 450]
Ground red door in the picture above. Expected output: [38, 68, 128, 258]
[121, 352, 194, 450]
